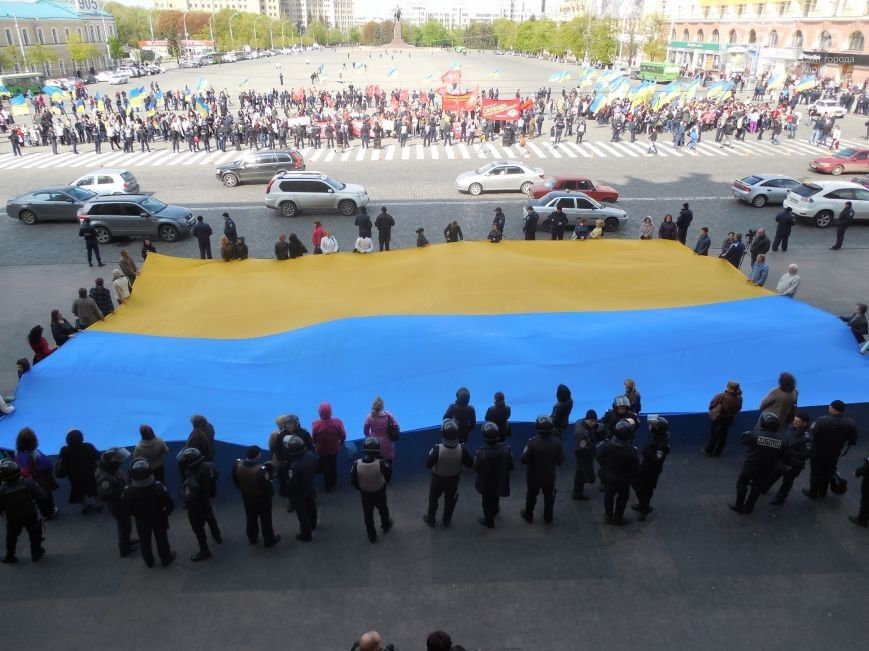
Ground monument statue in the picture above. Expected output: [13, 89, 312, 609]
[387, 4, 409, 48]
[394, 6, 402, 22]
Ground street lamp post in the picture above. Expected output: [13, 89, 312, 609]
[148, 8, 155, 42]
[269, 20, 275, 51]
[253, 16, 263, 51]
[229, 13, 240, 50]
[209, 12, 216, 53]
[182, 10, 189, 58]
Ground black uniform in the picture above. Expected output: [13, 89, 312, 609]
[572, 418, 604, 499]
[444, 389, 477, 444]
[676, 206, 693, 244]
[122, 479, 175, 567]
[79, 222, 103, 266]
[473, 440, 514, 528]
[287, 450, 318, 541]
[232, 459, 279, 546]
[180, 462, 221, 555]
[350, 455, 393, 542]
[95, 458, 135, 556]
[550, 385, 573, 436]
[631, 431, 670, 516]
[544, 209, 569, 240]
[769, 424, 813, 503]
[0, 477, 47, 562]
[192, 220, 213, 259]
[596, 439, 639, 522]
[484, 401, 512, 441]
[425, 441, 473, 526]
[807, 413, 858, 498]
[521, 430, 564, 523]
[854, 458, 869, 525]
[732, 429, 788, 513]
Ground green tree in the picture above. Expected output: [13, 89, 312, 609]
[492, 18, 517, 50]
[641, 14, 667, 62]
[108, 35, 125, 60]
[0, 46, 19, 73]
[306, 20, 328, 46]
[26, 44, 55, 71]
[588, 19, 617, 64]
[67, 33, 98, 64]
[557, 16, 586, 58]
[349, 27, 361, 44]
[414, 20, 450, 47]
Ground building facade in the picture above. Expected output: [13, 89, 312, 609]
[663, 0, 868, 83]
[0, 0, 117, 76]
[152, 0, 354, 33]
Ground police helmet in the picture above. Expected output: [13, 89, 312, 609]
[482, 421, 501, 442]
[613, 395, 630, 409]
[613, 419, 635, 441]
[283, 434, 307, 458]
[101, 447, 131, 466]
[649, 416, 669, 434]
[441, 419, 460, 441]
[535, 415, 554, 435]
[177, 447, 204, 469]
[362, 437, 381, 455]
[129, 459, 154, 486]
[759, 411, 780, 431]
[0, 459, 21, 482]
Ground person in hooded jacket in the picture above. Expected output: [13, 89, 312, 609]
[122, 459, 176, 567]
[58, 429, 101, 513]
[484, 391, 512, 441]
[573, 409, 604, 500]
[729, 411, 789, 515]
[284, 435, 318, 542]
[95, 447, 138, 557]
[631, 416, 671, 520]
[473, 422, 514, 528]
[350, 437, 393, 543]
[133, 424, 170, 484]
[423, 419, 473, 528]
[444, 387, 477, 444]
[623, 378, 642, 414]
[15, 427, 58, 519]
[0, 459, 48, 564]
[355, 206, 373, 238]
[702, 380, 744, 457]
[550, 384, 573, 436]
[312, 402, 346, 492]
[757, 372, 798, 432]
[596, 419, 640, 525]
[288, 233, 308, 258]
[521, 416, 564, 524]
[177, 447, 222, 561]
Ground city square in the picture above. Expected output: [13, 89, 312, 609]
[2, 3, 869, 649]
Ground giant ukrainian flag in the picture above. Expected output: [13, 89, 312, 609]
[2, 242, 866, 451]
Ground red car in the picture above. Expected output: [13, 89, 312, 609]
[527, 175, 619, 201]
[809, 148, 869, 176]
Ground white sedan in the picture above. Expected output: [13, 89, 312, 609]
[108, 73, 128, 85]
[455, 161, 545, 196]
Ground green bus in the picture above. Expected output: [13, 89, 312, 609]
[639, 62, 680, 83]
[0, 71, 45, 95]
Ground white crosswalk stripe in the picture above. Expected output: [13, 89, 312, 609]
[309, 148, 325, 162]
[596, 143, 624, 158]
[613, 142, 639, 158]
[526, 142, 546, 158]
[384, 145, 395, 161]
[371, 148, 381, 161]
[356, 147, 366, 161]
[416, 144, 424, 160]
[567, 142, 592, 158]
[401, 146, 411, 160]
[324, 149, 336, 162]
[430, 145, 440, 160]
[546, 144, 562, 158]
[340, 149, 352, 162]
[457, 143, 470, 159]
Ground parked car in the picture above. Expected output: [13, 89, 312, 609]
[530, 191, 629, 232]
[528, 175, 619, 201]
[783, 181, 869, 227]
[731, 173, 802, 207]
[222, 52, 239, 63]
[808, 98, 846, 119]
[179, 58, 202, 68]
[852, 175, 869, 189]
[144, 64, 164, 75]
[455, 161, 545, 195]
[77, 195, 195, 243]
[115, 66, 138, 78]
[265, 171, 369, 217]
[69, 169, 140, 195]
[95, 71, 114, 83]
[109, 73, 128, 85]
[216, 149, 305, 187]
[6, 185, 96, 224]
[809, 148, 869, 176]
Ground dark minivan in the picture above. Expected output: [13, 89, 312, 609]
[215, 149, 305, 187]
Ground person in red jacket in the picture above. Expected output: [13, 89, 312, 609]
[27, 326, 55, 363]
[312, 402, 346, 492]
[311, 221, 326, 254]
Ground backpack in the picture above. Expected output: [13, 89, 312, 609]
[1, 482, 37, 520]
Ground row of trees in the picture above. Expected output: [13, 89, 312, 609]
[0, 33, 104, 74]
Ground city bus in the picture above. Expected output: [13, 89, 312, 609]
[0, 71, 46, 95]
[639, 62, 680, 83]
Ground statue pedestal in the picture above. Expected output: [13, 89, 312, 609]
[386, 20, 410, 48]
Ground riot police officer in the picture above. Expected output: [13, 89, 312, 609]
[285, 435, 318, 542]
[473, 421, 514, 529]
[769, 412, 813, 505]
[95, 447, 138, 557]
[730, 411, 789, 515]
[350, 437, 393, 543]
[521, 416, 564, 524]
[423, 419, 473, 528]
[803, 400, 858, 501]
[122, 459, 176, 567]
[596, 419, 639, 525]
[177, 447, 222, 561]
[573, 410, 603, 500]
[232, 445, 281, 548]
[0, 459, 47, 563]
[550, 384, 573, 436]
[631, 415, 671, 521]
[602, 395, 639, 439]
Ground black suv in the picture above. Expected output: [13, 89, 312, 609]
[77, 195, 195, 243]
[215, 149, 305, 187]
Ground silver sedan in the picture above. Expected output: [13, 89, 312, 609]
[455, 161, 544, 196]
[731, 173, 802, 207]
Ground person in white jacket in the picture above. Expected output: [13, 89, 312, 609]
[354, 235, 374, 254]
[320, 231, 339, 254]
[776, 264, 800, 298]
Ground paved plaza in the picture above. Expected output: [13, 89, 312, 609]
[1, 48, 868, 650]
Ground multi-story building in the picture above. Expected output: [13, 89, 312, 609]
[0, 0, 117, 76]
[663, 0, 867, 83]
[152, 0, 353, 33]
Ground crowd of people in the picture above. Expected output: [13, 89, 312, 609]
[4, 67, 867, 159]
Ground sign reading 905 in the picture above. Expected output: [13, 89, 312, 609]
[77, 0, 101, 12]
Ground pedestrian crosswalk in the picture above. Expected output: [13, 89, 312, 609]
[1, 136, 866, 171]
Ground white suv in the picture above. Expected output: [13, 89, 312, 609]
[265, 171, 369, 217]
[783, 181, 869, 227]
[70, 169, 140, 196]
[809, 98, 846, 119]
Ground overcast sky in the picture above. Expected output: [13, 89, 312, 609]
[108, 0, 402, 20]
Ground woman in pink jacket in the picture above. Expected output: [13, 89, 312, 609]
[363, 397, 400, 462]
[312, 402, 346, 492]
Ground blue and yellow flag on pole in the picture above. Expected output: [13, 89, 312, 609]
[10, 93, 30, 116]
[195, 98, 209, 117]
[238, 78, 249, 89]
[794, 75, 817, 92]
[630, 81, 655, 108]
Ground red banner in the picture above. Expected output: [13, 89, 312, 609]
[481, 98, 525, 121]
[441, 69, 462, 86]
[442, 89, 478, 113]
